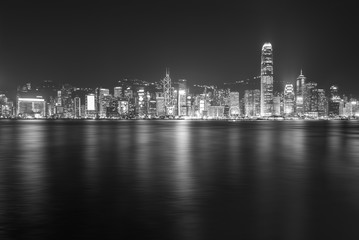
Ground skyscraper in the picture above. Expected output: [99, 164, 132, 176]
[296, 70, 306, 115]
[304, 81, 317, 114]
[98, 88, 110, 118]
[229, 91, 240, 116]
[162, 68, 174, 115]
[284, 84, 295, 116]
[260, 42, 274, 117]
[74, 97, 81, 118]
[329, 85, 341, 116]
[177, 79, 187, 116]
[317, 89, 328, 117]
[244, 89, 260, 117]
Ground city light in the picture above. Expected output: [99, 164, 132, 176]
[0, 44, 357, 120]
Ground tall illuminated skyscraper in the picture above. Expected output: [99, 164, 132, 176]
[177, 79, 187, 116]
[162, 68, 174, 115]
[260, 42, 274, 116]
[296, 70, 306, 115]
[284, 84, 295, 115]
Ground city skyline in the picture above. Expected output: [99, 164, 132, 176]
[1, 2, 359, 96]
[1, 41, 358, 120]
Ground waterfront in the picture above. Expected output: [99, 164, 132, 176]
[1, 120, 359, 239]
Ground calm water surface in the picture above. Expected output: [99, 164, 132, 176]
[1, 120, 359, 240]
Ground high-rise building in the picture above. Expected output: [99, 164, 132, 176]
[148, 99, 157, 116]
[114, 87, 122, 99]
[155, 92, 165, 116]
[328, 85, 341, 116]
[98, 88, 110, 118]
[304, 81, 317, 114]
[284, 84, 295, 116]
[136, 87, 146, 115]
[296, 70, 306, 115]
[162, 68, 174, 115]
[177, 79, 187, 116]
[85, 94, 97, 118]
[317, 89, 328, 117]
[260, 42, 274, 116]
[229, 91, 240, 116]
[74, 97, 81, 118]
[273, 95, 281, 116]
[244, 89, 260, 117]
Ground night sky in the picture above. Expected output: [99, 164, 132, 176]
[1, 1, 358, 96]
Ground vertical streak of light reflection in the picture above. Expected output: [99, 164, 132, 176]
[133, 122, 152, 193]
[279, 122, 309, 239]
[83, 122, 100, 194]
[172, 121, 199, 239]
[17, 122, 47, 236]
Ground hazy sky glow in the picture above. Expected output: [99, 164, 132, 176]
[0, 1, 358, 95]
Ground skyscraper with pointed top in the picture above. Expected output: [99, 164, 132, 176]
[162, 68, 174, 115]
[260, 42, 274, 117]
[296, 69, 306, 115]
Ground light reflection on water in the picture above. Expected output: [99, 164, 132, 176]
[1, 120, 359, 239]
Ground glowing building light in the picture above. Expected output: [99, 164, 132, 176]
[260, 42, 274, 117]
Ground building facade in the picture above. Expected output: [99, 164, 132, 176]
[244, 89, 260, 117]
[296, 70, 306, 115]
[260, 42, 274, 116]
[284, 84, 295, 116]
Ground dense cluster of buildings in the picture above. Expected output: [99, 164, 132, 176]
[0, 42, 358, 119]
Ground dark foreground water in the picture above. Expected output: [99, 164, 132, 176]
[1, 120, 359, 240]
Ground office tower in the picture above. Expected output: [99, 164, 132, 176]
[148, 99, 157, 116]
[106, 98, 119, 118]
[328, 85, 341, 116]
[244, 89, 260, 117]
[296, 70, 306, 115]
[317, 89, 328, 117]
[98, 88, 110, 118]
[156, 92, 165, 116]
[74, 97, 81, 118]
[85, 94, 97, 118]
[260, 42, 274, 117]
[17, 96, 46, 118]
[136, 87, 146, 115]
[348, 99, 358, 117]
[273, 94, 281, 116]
[177, 79, 187, 116]
[186, 95, 193, 117]
[0, 98, 14, 118]
[0, 94, 13, 117]
[162, 68, 174, 115]
[114, 87, 122, 99]
[304, 81, 317, 115]
[58, 84, 74, 118]
[284, 84, 295, 116]
[229, 91, 240, 116]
